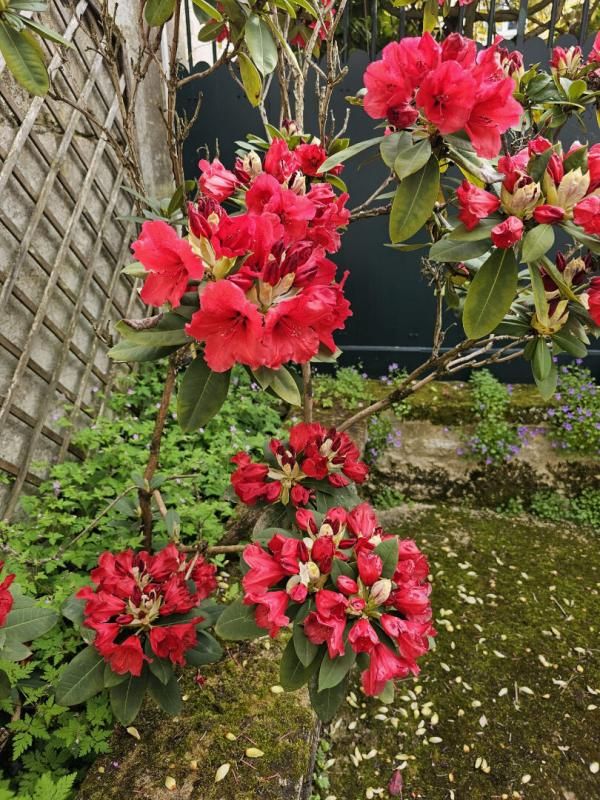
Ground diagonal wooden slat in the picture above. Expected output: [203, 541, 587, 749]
[2, 91, 124, 519]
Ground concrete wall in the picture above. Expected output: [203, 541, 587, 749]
[0, 1, 172, 519]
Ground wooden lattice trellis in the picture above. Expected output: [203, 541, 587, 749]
[0, 0, 148, 520]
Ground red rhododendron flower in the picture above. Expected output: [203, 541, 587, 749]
[491, 215, 524, 248]
[295, 143, 341, 177]
[198, 158, 240, 202]
[362, 33, 523, 158]
[0, 561, 15, 627]
[263, 138, 298, 183]
[574, 196, 600, 235]
[132, 220, 205, 308]
[533, 204, 565, 224]
[457, 181, 500, 230]
[587, 144, 600, 191]
[185, 280, 266, 372]
[361, 643, 411, 696]
[78, 545, 217, 676]
[230, 424, 368, 507]
[416, 60, 476, 134]
[240, 502, 434, 695]
[588, 277, 600, 326]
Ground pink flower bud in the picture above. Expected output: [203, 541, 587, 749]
[370, 578, 392, 605]
[337, 575, 359, 595]
[357, 551, 383, 586]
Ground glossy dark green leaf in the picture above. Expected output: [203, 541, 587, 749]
[533, 360, 558, 400]
[389, 156, 439, 243]
[551, 330, 587, 359]
[318, 642, 356, 691]
[463, 248, 518, 340]
[394, 138, 432, 181]
[177, 357, 231, 432]
[318, 136, 385, 174]
[55, 646, 105, 706]
[110, 670, 149, 725]
[373, 537, 399, 579]
[429, 237, 491, 264]
[185, 630, 223, 666]
[3, 604, 58, 643]
[104, 663, 128, 688]
[215, 598, 265, 640]
[309, 672, 349, 721]
[380, 131, 411, 168]
[147, 671, 182, 715]
[280, 637, 317, 690]
[114, 317, 189, 348]
[293, 621, 318, 667]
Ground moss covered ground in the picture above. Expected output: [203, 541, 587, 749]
[321, 505, 600, 800]
[77, 640, 316, 800]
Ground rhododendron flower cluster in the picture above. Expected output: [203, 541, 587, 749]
[239, 503, 435, 698]
[362, 33, 523, 158]
[230, 422, 368, 507]
[457, 137, 600, 243]
[77, 544, 217, 676]
[0, 561, 15, 627]
[131, 135, 351, 373]
[551, 32, 600, 80]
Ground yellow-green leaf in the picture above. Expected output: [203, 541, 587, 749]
[144, 0, 176, 26]
[238, 51, 262, 107]
[0, 23, 48, 96]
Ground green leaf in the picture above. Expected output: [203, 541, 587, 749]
[309, 673, 349, 721]
[318, 642, 356, 691]
[522, 224, 554, 263]
[177, 357, 231, 432]
[373, 537, 399, 579]
[110, 671, 149, 726]
[0, 22, 48, 96]
[146, 643, 174, 685]
[55, 646, 105, 706]
[144, 0, 176, 26]
[244, 16, 278, 75]
[389, 156, 439, 243]
[533, 360, 558, 400]
[238, 51, 262, 107]
[551, 330, 587, 359]
[3, 604, 58, 643]
[563, 144, 587, 173]
[104, 663, 128, 688]
[378, 680, 395, 703]
[293, 622, 318, 667]
[528, 262, 549, 322]
[0, 639, 31, 662]
[568, 79, 587, 101]
[527, 145, 556, 183]
[197, 19, 226, 41]
[108, 340, 178, 363]
[61, 596, 85, 627]
[429, 237, 491, 264]
[448, 219, 500, 241]
[254, 365, 302, 406]
[532, 338, 552, 382]
[394, 138, 432, 181]
[114, 318, 189, 347]
[330, 558, 355, 586]
[20, 17, 72, 47]
[280, 637, 317, 690]
[192, 0, 223, 19]
[561, 221, 600, 255]
[539, 254, 581, 301]
[148, 672, 183, 715]
[318, 136, 385, 174]
[0, 670, 11, 700]
[185, 630, 223, 666]
[445, 135, 501, 184]
[215, 598, 265, 640]
[380, 131, 411, 168]
[462, 248, 518, 340]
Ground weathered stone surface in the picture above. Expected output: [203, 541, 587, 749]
[76, 640, 318, 800]
[369, 419, 598, 507]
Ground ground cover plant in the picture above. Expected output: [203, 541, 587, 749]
[1, 0, 600, 797]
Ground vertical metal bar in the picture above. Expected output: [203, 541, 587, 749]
[399, 8, 405, 39]
[370, 0, 378, 61]
[516, 0, 527, 48]
[342, 1, 350, 63]
[548, 0, 560, 48]
[486, 0, 496, 45]
[184, 0, 194, 71]
[457, 6, 465, 34]
[579, 0, 590, 45]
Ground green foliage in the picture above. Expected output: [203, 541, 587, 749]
[463, 370, 520, 464]
[313, 366, 369, 410]
[545, 363, 600, 456]
[499, 488, 600, 531]
[0, 362, 285, 797]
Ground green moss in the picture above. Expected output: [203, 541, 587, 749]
[323, 505, 600, 799]
[77, 640, 316, 800]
